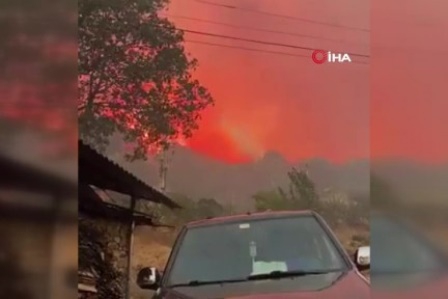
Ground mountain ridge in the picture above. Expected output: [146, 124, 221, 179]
[106, 144, 448, 208]
[109, 145, 370, 209]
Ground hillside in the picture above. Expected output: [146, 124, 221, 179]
[108, 144, 371, 209]
[106, 143, 447, 208]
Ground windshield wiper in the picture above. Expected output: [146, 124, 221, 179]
[170, 270, 340, 288]
[169, 278, 249, 288]
[248, 270, 335, 281]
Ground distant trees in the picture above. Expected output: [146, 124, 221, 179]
[195, 198, 225, 218]
[253, 168, 319, 212]
[149, 195, 232, 226]
[281, 168, 320, 210]
[253, 190, 291, 211]
[253, 168, 318, 211]
[253, 168, 368, 228]
[345, 194, 369, 226]
[147, 168, 371, 229]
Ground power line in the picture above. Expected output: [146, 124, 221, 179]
[185, 39, 309, 58]
[180, 28, 370, 58]
[191, 0, 370, 33]
[184, 39, 369, 65]
[165, 14, 369, 46]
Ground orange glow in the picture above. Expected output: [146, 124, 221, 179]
[167, 0, 370, 163]
[185, 108, 252, 163]
[10, 0, 447, 165]
[166, 0, 448, 165]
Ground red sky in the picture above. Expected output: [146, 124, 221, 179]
[166, 0, 447, 164]
[371, 0, 448, 164]
[167, 0, 369, 163]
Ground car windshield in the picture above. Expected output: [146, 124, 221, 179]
[371, 216, 444, 274]
[166, 215, 347, 286]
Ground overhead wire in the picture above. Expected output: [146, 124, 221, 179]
[184, 39, 369, 65]
[191, 0, 370, 32]
[179, 28, 370, 58]
[164, 14, 369, 46]
[185, 39, 310, 58]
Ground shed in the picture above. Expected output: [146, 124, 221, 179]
[78, 140, 179, 299]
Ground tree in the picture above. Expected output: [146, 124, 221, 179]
[254, 168, 319, 212]
[318, 193, 351, 227]
[253, 168, 368, 228]
[148, 194, 228, 226]
[195, 198, 225, 219]
[253, 190, 292, 212]
[78, 0, 213, 160]
[281, 168, 319, 210]
[345, 193, 369, 226]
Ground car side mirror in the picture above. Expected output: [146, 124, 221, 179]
[354, 246, 370, 271]
[136, 267, 161, 290]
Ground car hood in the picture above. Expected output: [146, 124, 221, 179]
[162, 271, 369, 299]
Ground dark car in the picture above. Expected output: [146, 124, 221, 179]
[137, 210, 369, 299]
[370, 214, 448, 299]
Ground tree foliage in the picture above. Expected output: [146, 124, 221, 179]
[254, 168, 319, 212]
[78, 0, 213, 160]
[152, 195, 230, 226]
[253, 190, 292, 211]
[345, 193, 369, 226]
[195, 198, 225, 218]
[253, 168, 368, 228]
[282, 168, 319, 210]
[318, 193, 352, 227]
[79, 219, 122, 299]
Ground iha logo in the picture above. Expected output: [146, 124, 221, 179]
[312, 50, 352, 64]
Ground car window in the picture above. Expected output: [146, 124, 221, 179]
[166, 215, 347, 286]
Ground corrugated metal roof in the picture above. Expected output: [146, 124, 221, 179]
[79, 140, 180, 209]
[79, 184, 155, 226]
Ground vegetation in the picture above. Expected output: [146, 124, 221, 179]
[252, 168, 369, 228]
[149, 194, 233, 227]
[78, 0, 213, 160]
[253, 169, 318, 211]
[79, 219, 122, 299]
[147, 168, 368, 232]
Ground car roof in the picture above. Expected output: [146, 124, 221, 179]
[185, 210, 317, 228]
